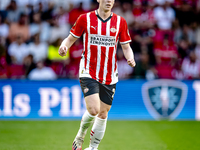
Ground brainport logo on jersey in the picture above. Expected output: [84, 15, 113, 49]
[142, 79, 188, 120]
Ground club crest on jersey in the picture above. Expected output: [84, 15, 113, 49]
[110, 27, 117, 33]
[142, 79, 188, 120]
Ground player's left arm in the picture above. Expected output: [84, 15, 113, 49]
[121, 43, 136, 67]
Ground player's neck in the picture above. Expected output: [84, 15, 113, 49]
[97, 9, 112, 20]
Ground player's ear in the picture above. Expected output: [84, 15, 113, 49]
[97, 0, 100, 3]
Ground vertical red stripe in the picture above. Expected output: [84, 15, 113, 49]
[110, 15, 117, 37]
[84, 33, 88, 69]
[90, 12, 98, 35]
[98, 22, 107, 83]
[106, 47, 114, 84]
[101, 22, 107, 36]
[89, 45, 98, 79]
[114, 44, 118, 72]
[114, 52, 117, 72]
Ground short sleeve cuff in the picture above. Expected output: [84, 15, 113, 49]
[120, 40, 132, 45]
[70, 32, 81, 38]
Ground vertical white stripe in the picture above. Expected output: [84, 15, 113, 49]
[116, 16, 121, 39]
[86, 13, 91, 72]
[111, 16, 120, 84]
[96, 18, 102, 82]
[102, 20, 111, 84]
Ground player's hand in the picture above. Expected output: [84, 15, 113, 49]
[58, 46, 67, 57]
[127, 59, 136, 67]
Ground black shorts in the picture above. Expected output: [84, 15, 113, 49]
[80, 77, 116, 105]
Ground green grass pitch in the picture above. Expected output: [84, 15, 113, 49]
[0, 120, 200, 150]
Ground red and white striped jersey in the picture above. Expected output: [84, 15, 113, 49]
[70, 10, 131, 85]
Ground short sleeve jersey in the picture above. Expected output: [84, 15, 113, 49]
[70, 10, 131, 85]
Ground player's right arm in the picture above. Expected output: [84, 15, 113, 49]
[58, 34, 78, 57]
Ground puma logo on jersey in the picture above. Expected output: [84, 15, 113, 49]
[91, 26, 97, 30]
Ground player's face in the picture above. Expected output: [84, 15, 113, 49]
[98, 0, 115, 12]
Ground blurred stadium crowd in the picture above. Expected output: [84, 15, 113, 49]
[0, 0, 200, 80]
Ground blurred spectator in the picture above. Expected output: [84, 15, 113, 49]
[132, 0, 143, 25]
[89, 1, 99, 11]
[15, 0, 49, 9]
[68, 2, 87, 27]
[175, 0, 196, 27]
[7, 64, 25, 79]
[15, 0, 30, 8]
[139, 1, 156, 28]
[130, 24, 154, 64]
[6, 33, 27, 79]
[171, 59, 185, 80]
[69, 0, 92, 11]
[133, 51, 151, 79]
[197, 0, 200, 13]
[154, 0, 166, 5]
[67, 39, 83, 79]
[47, 38, 70, 77]
[48, 38, 69, 61]
[154, 63, 174, 79]
[41, 1, 54, 22]
[181, 50, 200, 79]
[48, 0, 71, 11]
[55, 6, 69, 26]
[153, 0, 175, 30]
[112, 0, 121, 11]
[195, 23, 200, 45]
[154, 33, 178, 65]
[29, 12, 50, 42]
[0, 15, 9, 42]
[153, 32, 178, 79]
[195, 44, 200, 60]
[28, 60, 57, 80]
[69, 39, 83, 63]
[113, 2, 134, 27]
[8, 13, 30, 43]
[28, 33, 48, 63]
[23, 54, 36, 77]
[0, 0, 11, 10]
[0, 37, 8, 78]
[6, 0, 22, 23]
[177, 37, 190, 59]
[49, 6, 70, 43]
[35, 2, 46, 14]
[174, 24, 196, 46]
[7, 34, 29, 64]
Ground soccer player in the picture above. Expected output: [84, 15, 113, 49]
[58, 0, 136, 150]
